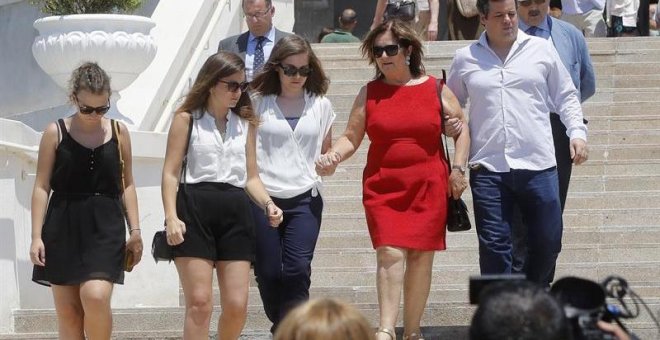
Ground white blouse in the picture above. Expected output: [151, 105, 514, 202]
[253, 92, 336, 199]
[184, 110, 249, 187]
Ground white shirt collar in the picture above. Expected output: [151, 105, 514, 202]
[249, 26, 276, 43]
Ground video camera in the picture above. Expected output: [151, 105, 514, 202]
[469, 274, 660, 340]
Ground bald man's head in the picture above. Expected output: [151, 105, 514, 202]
[339, 8, 357, 29]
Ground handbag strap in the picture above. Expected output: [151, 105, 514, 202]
[113, 119, 126, 191]
[180, 113, 194, 190]
[435, 70, 453, 170]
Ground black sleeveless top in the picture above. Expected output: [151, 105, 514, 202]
[50, 118, 122, 196]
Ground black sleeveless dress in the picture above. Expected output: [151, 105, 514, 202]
[32, 119, 126, 286]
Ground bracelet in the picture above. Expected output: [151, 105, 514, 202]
[129, 228, 141, 234]
[264, 199, 274, 209]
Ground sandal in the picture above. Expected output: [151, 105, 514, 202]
[376, 327, 395, 340]
[403, 332, 425, 340]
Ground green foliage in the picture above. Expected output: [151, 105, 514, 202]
[30, 0, 142, 15]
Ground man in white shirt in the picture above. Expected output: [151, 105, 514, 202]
[447, 0, 588, 286]
[218, 0, 292, 81]
[560, 0, 607, 36]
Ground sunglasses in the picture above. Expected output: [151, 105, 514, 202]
[518, 0, 546, 6]
[76, 99, 111, 115]
[279, 64, 312, 77]
[218, 80, 250, 92]
[373, 44, 401, 58]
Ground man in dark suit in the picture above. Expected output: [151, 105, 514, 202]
[218, 0, 292, 81]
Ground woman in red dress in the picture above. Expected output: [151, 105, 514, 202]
[317, 19, 470, 340]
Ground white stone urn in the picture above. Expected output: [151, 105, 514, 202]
[32, 14, 157, 123]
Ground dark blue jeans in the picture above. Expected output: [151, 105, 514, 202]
[251, 190, 323, 333]
[470, 166, 563, 286]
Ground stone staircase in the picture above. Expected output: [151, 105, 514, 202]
[4, 37, 660, 339]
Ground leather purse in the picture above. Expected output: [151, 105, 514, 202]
[151, 230, 173, 263]
[384, 0, 416, 22]
[113, 120, 139, 271]
[436, 71, 472, 232]
[446, 197, 472, 232]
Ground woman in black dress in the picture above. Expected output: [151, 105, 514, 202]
[29, 62, 143, 340]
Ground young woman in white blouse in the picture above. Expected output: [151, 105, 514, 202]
[161, 52, 283, 339]
[249, 35, 336, 333]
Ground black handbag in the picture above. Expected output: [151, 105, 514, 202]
[151, 230, 174, 262]
[436, 71, 472, 232]
[151, 115, 194, 263]
[384, 0, 416, 22]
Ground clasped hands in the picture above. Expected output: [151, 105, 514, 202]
[315, 151, 342, 176]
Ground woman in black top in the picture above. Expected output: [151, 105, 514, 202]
[30, 62, 143, 340]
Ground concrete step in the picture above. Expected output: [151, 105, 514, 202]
[324, 174, 660, 197]
[325, 158, 660, 183]
[321, 191, 660, 215]
[13, 297, 660, 339]
[309, 243, 660, 269]
[327, 143, 660, 167]
[326, 74, 660, 97]
[325, 85, 660, 113]
[321, 208, 660, 231]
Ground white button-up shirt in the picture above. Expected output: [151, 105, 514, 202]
[185, 110, 250, 187]
[447, 30, 587, 173]
[252, 92, 336, 198]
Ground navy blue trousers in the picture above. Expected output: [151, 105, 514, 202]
[251, 190, 323, 332]
[512, 114, 573, 280]
[470, 167, 563, 286]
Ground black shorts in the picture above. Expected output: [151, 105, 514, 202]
[173, 182, 256, 262]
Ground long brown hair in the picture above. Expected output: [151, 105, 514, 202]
[361, 19, 425, 80]
[176, 52, 257, 125]
[251, 35, 329, 96]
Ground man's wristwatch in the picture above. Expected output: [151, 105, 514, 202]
[452, 165, 467, 175]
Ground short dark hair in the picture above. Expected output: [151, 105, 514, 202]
[360, 19, 425, 80]
[477, 0, 517, 16]
[251, 35, 329, 96]
[470, 280, 571, 340]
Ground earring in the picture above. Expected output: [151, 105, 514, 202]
[405, 55, 411, 66]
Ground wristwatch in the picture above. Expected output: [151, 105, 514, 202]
[452, 165, 467, 175]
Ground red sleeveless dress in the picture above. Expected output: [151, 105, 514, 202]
[363, 76, 449, 251]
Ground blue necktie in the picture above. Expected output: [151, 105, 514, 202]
[526, 26, 539, 37]
[253, 36, 266, 74]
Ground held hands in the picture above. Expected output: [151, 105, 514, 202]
[444, 115, 463, 138]
[570, 138, 589, 165]
[265, 200, 284, 228]
[125, 230, 143, 267]
[30, 238, 46, 266]
[449, 169, 468, 199]
[315, 151, 341, 177]
[165, 216, 186, 246]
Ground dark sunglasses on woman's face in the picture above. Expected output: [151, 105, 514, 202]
[279, 64, 312, 77]
[373, 44, 401, 58]
[76, 99, 111, 115]
[218, 80, 250, 92]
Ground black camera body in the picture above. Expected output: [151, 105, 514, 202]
[551, 277, 616, 340]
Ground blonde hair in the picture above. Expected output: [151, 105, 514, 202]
[274, 298, 375, 340]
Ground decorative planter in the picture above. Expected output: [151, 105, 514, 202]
[32, 14, 157, 121]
